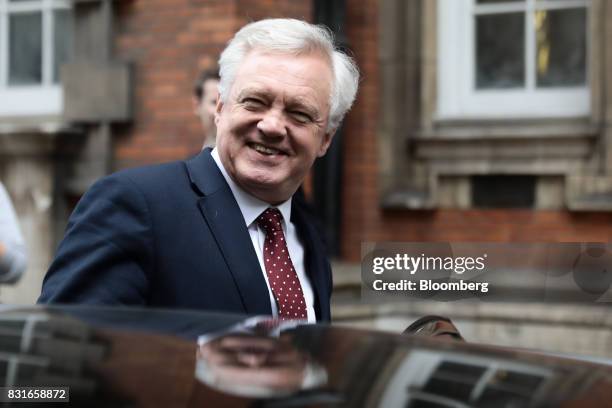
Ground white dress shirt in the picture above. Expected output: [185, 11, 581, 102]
[211, 149, 316, 322]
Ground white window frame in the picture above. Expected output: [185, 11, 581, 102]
[0, 0, 71, 117]
[437, 0, 591, 120]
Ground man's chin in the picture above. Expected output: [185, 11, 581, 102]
[238, 176, 293, 204]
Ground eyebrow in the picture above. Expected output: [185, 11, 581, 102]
[236, 87, 271, 101]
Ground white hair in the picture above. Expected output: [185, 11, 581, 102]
[218, 18, 360, 132]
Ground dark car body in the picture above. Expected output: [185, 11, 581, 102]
[0, 305, 610, 407]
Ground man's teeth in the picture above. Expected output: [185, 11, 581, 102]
[252, 144, 280, 155]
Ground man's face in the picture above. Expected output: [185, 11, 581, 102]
[194, 78, 220, 141]
[215, 50, 334, 204]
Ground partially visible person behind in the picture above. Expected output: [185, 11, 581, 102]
[0, 182, 26, 283]
[193, 68, 220, 149]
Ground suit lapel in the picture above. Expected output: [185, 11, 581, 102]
[291, 197, 330, 321]
[185, 150, 272, 315]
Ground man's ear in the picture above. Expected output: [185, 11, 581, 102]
[317, 129, 336, 157]
[214, 93, 223, 126]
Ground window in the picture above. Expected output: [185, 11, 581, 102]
[437, 0, 590, 119]
[0, 0, 72, 116]
[377, 349, 553, 408]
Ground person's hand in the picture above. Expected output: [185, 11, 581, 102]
[0, 242, 5, 257]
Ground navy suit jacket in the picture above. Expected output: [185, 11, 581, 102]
[38, 149, 332, 322]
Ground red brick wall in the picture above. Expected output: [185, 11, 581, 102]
[112, 0, 311, 169]
[340, 0, 612, 262]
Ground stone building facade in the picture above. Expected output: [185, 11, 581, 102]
[343, 0, 612, 263]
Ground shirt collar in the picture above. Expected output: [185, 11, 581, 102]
[211, 148, 292, 227]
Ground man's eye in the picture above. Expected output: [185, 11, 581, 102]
[242, 98, 265, 109]
[290, 111, 313, 124]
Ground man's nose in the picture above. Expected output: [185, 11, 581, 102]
[257, 109, 287, 138]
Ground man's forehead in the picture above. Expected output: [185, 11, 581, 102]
[237, 49, 332, 79]
[244, 48, 331, 63]
[232, 52, 331, 102]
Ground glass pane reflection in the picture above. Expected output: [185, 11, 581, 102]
[9, 12, 43, 86]
[476, 13, 525, 89]
[536, 8, 586, 87]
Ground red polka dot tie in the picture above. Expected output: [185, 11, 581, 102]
[256, 208, 307, 320]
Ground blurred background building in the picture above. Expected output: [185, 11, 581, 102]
[0, 0, 610, 357]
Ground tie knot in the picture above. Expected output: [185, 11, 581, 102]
[257, 208, 284, 232]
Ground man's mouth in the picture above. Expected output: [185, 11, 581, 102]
[248, 142, 286, 156]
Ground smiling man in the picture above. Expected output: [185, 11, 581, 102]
[38, 19, 359, 322]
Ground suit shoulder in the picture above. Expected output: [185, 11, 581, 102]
[96, 160, 190, 194]
[114, 160, 186, 183]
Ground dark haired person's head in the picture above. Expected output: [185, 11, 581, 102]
[193, 68, 220, 149]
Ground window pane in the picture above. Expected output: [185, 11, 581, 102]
[53, 9, 73, 83]
[536, 8, 586, 87]
[436, 362, 487, 382]
[495, 370, 544, 394]
[423, 378, 473, 402]
[476, 13, 525, 89]
[0, 335, 22, 353]
[9, 12, 42, 86]
[478, 388, 530, 406]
